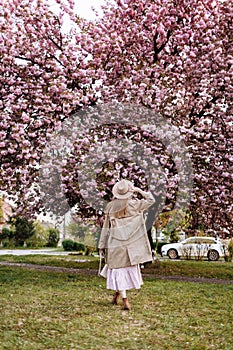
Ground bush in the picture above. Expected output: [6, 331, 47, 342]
[155, 242, 168, 256]
[85, 245, 96, 256]
[62, 239, 86, 252]
[1, 227, 14, 240]
[1, 238, 16, 248]
[46, 228, 60, 247]
[0, 227, 16, 247]
[227, 239, 233, 262]
[62, 239, 75, 251]
[73, 242, 85, 252]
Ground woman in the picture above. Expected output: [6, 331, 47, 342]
[98, 179, 155, 310]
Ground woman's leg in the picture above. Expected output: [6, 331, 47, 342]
[112, 291, 120, 304]
[120, 290, 131, 310]
[120, 290, 127, 298]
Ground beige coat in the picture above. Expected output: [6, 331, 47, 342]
[98, 191, 155, 269]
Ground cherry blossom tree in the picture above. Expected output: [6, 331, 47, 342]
[81, 0, 232, 236]
[0, 0, 99, 208]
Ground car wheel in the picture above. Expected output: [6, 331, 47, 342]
[207, 250, 219, 261]
[167, 249, 179, 260]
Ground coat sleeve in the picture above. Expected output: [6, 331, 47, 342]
[98, 215, 110, 249]
[129, 191, 155, 213]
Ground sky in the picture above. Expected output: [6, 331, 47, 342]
[73, 0, 105, 19]
[49, 0, 106, 20]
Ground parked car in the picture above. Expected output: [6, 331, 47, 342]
[161, 236, 226, 261]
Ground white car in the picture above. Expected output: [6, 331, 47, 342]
[161, 236, 226, 261]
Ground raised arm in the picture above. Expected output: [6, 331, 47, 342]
[129, 188, 155, 213]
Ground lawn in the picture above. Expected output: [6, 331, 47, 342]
[0, 264, 232, 350]
[0, 254, 232, 280]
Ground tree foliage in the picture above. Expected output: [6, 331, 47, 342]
[26, 221, 49, 247]
[46, 228, 60, 247]
[12, 216, 35, 246]
[82, 0, 232, 235]
[66, 221, 88, 241]
[0, 0, 232, 237]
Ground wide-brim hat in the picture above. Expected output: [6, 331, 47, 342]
[112, 179, 134, 199]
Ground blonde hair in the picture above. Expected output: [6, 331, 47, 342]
[105, 198, 131, 218]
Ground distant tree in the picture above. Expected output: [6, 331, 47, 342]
[46, 228, 60, 247]
[26, 221, 49, 247]
[13, 216, 35, 246]
[66, 221, 88, 241]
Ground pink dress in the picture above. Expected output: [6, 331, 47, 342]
[106, 265, 143, 291]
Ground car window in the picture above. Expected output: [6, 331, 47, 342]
[196, 239, 216, 244]
[183, 237, 217, 245]
[183, 238, 196, 244]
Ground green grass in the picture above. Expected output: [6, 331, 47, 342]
[0, 254, 99, 269]
[0, 254, 232, 280]
[0, 266, 232, 350]
[144, 259, 233, 280]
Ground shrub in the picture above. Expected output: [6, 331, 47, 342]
[46, 228, 60, 247]
[182, 246, 193, 260]
[62, 239, 86, 252]
[155, 242, 167, 256]
[227, 239, 233, 262]
[62, 239, 75, 251]
[0, 227, 15, 247]
[73, 242, 85, 252]
[1, 238, 16, 248]
[85, 246, 96, 256]
[1, 227, 14, 240]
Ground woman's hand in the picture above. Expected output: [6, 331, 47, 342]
[99, 249, 105, 257]
[133, 187, 139, 192]
[133, 187, 143, 194]
[133, 187, 149, 197]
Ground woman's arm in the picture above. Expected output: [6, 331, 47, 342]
[131, 187, 155, 212]
[98, 215, 110, 249]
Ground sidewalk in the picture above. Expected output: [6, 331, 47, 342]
[0, 249, 69, 256]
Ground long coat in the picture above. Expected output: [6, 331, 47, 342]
[98, 191, 155, 269]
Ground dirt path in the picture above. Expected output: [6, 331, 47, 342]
[1, 261, 232, 285]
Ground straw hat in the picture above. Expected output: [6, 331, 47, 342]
[112, 179, 134, 199]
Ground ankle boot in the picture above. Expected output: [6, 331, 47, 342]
[112, 291, 120, 305]
[122, 297, 131, 310]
